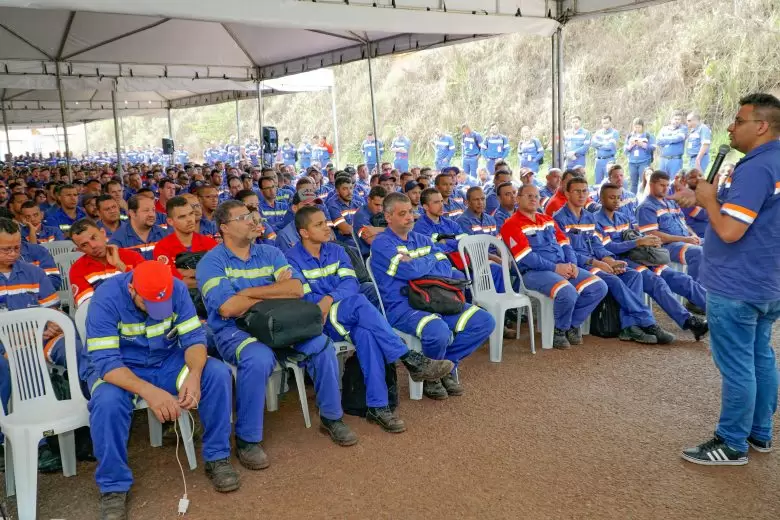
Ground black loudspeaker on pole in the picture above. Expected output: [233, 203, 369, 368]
[706, 144, 731, 184]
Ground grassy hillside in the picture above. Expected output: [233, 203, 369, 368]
[79, 0, 780, 176]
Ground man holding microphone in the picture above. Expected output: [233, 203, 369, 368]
[682, 93, 780, 465]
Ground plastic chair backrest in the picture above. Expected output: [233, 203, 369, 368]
[364, 256, 388, 317]
[350, 227, 366, 266]
[459, 234, 527, 297]
[54, 251, 84, 314]
[74, 298, 89, 342]
[42, 240, 76, 258]
[0, 307, 84, 408]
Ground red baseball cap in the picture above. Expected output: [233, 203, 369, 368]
[132, 261, 174, 320]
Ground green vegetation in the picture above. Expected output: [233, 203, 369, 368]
[78, 0, 779, 177]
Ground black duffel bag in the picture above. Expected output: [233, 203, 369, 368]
[402, 275, 469, 315]
[236, 299, 323, 349]
[588, 293, 621, 338]
[621, 229, 671, 267]
[174, 251, 209, 318]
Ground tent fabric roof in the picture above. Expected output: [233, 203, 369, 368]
[0, 69, 334, 127]
[0, 0, 671, 127]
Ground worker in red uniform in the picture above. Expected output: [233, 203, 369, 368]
[69, 218, 145, 308]
[153, 196, 218, 286]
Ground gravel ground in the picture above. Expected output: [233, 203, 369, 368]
[2, 313, 779, 520]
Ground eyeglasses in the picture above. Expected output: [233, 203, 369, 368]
[190, 203, 202, 210]
[226, 212, 254, 223]
[0, 246, 21, 255]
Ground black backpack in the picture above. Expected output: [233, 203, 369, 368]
[588, 293, 621, 338]
[341, 355, 398, 417]
[403, 276, 469, 315]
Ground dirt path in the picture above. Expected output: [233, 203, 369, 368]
[5, 314, 780, 519]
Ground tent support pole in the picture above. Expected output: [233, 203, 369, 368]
[83, 121, 89, 156]
[1, 104, 10, 158]
[551, 32, 558, 168]
[256, 81, 264, 165]
[366, 43, 381, 169]
[330, 85, 340, 169]
[111, 89, 124, 178]
[167, 107, 174, 139]
[555, 26, 565, 169]
[56, 62, 72, 182]
[235, 99, 241, 151]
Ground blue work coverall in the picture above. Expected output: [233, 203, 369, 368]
[636, 196, 703, 280]
[85, 274, 231, 493]
[595, 209, 706, 329]
[656, 124, 687, 176]
[553, 205, 656, 329]
[287, 242, 407, 408]
[370, 229, 495, 367]
[591, 128, 621, 185]
[500, 211, 607, 330]
[197, 244, 342, 443]
[461, 132, 483, 178]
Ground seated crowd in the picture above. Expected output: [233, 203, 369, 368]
[0, 155, 712, 519]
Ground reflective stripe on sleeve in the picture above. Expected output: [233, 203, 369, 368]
[87, 336, 120, 352]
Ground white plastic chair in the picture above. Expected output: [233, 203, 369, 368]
[349, 227, 367, 268]
[0, 308, 89, 520]
[41, 240, 76, 258]
[509, 262, 590, 350]
[74, 301, 197, 469]
[365, 257, 425, 400]
[226, 358, 313, 428]
[53, 251, 84, 318]
[458, 235, 535, 361]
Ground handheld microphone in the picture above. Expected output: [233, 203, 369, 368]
[706, 144, 731, 184]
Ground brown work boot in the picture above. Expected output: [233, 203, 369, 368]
[401, 350, 454, 382]
[320, 417, 359, 446]
[441, 374, 464, 396]
[367, 406, 407, 433]
[423, 379, 448, 400]
[99, 492, 128, 520]
[235, 437, 270, 470]
[205, 458, 241, 493]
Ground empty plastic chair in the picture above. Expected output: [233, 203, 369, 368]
[458, 235, 535, 361]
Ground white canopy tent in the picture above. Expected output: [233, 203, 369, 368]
[0, 0, 675, 169]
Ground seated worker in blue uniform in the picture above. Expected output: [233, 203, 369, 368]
[19, 200, 65, 243]
[352, 186, 387, 258]
[326, 176, 361, 248]
[588, 165, 638, 219]
[492, 182, 517, 233]
[20, 237, 62, 290]
[286, 206, 455, 433]
[43, 183, 86, 235]
[86, 260, 239, 520]
[637, 171, 703, 280]
[595, 183, 709, 341]
[679, 168, 710, 237]
[553, 176, 676, 345]
[434, 170, 465, 218]
[500, 186, 608, 349]
[370, 192, 495, 400]
[109, 194, 170, 260]
[197, 200, 357, 470]
[485, 169, 513, 215]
